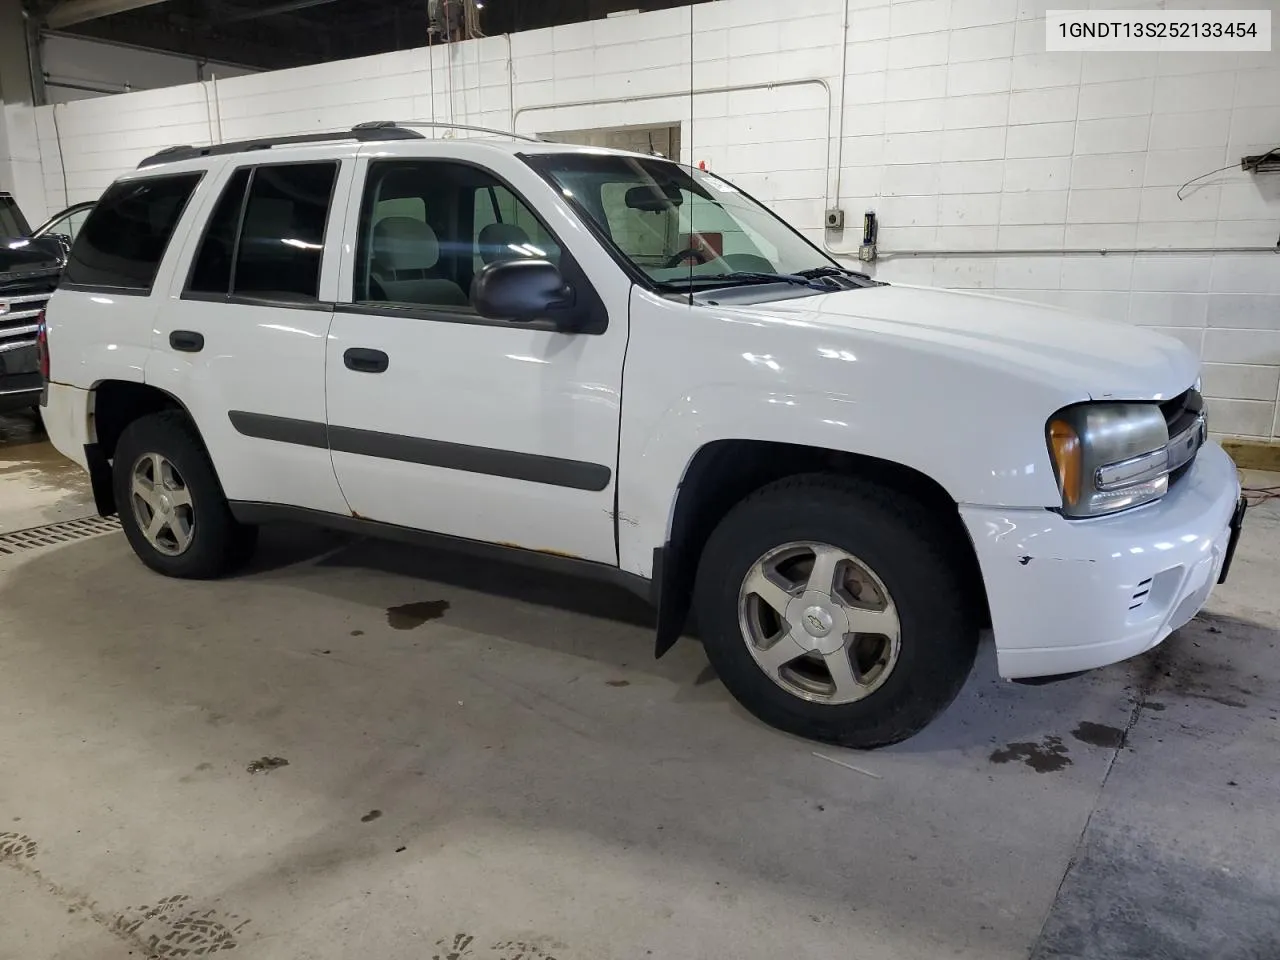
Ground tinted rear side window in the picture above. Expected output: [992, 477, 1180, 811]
[64, 173, 202, 292]
[234, 163, 337, 301]
[188, 168, 251, 295]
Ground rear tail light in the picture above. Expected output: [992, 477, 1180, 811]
[36, 309, 49, 380]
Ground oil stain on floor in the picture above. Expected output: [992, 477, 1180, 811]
[1072, 721, 1125, 749]
[386, 600, 450, 630]
[245, 757, 289, 775]
[990, 735, 1072, 773]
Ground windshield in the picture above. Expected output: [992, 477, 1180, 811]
[525, 153, 841, 290]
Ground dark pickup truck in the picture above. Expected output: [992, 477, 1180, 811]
[0, 192, 94, 414]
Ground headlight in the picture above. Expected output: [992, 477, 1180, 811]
[1046, 403, 1170, 518]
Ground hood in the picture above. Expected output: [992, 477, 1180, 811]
[0, 236, 66, 281]
[757, 283, 1198, 402]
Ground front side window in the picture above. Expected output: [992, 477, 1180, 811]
[525, 153, 846, 293]
[354, 160, 561, 310]
[64, 173, 202, 291]
[186, 162, 337, 302]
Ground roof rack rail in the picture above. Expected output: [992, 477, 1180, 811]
[136, 122, 424, 169]
[359, 120, 545, 143]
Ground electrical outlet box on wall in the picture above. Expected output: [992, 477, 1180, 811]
[1242, 153, 1280, 173]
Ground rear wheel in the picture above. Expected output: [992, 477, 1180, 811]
[113, 411, 257, 578]
[693, 474, 978, 748]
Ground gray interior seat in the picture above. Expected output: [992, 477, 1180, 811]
[371, 216, 469, 306]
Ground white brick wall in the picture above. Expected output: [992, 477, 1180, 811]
[10, 0, 1280, 436]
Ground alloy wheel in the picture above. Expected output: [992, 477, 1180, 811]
[130, 453, 195, 557]
[737, 541, 902, 704]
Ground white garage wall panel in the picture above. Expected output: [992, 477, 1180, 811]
[25, 0, 1280, 438]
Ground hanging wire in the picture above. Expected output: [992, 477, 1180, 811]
[51, 102, 70, 206]
[1178, 145, 1280, 200]
[446, 20, 456, 128]
[426, 0, 436, 127]
[1243, 485, 1280, 506]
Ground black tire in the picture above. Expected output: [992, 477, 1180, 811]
[693, 474, 978, 748]
[113, 410, 258, 579]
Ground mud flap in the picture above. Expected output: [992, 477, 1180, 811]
[652, 546, 692, 658]
[83, 442, 117, 517]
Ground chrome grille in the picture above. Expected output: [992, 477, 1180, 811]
[0, 292, 49, 346]
[1159, 387, 1203, 435]
[0, 271, 57, 346]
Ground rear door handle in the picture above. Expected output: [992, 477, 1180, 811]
[169, 330, 204, 352]
[344, 347, 389, 374]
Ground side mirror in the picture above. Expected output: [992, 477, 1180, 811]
[471, 258, 573, 323]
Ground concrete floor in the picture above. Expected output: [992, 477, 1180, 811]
[0, 408, 1277, 960]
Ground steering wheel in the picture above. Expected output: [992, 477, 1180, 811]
[663, 247, 712, 269]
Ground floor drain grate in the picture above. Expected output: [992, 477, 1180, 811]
[0, 515, 122, 555]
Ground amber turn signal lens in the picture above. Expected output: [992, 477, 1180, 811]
[1048, 419, 1082, 506]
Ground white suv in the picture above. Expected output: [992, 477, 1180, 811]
[40, 122, 1246, 747]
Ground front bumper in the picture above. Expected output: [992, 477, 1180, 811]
[962, 441, 1241, 679]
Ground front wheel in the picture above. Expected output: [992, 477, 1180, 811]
[693, 474, 978, 748]
[113, 411, 257, 579]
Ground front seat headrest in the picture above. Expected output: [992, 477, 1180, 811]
[373, 216, 440, 272]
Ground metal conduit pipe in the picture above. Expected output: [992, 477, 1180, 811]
[505, 32, 514, 124]
[830, 0, 851, 216]
[44, 75, 130, 95]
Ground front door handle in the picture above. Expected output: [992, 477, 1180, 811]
[344, 347, 389, 373]
[169, 330, 204, 352]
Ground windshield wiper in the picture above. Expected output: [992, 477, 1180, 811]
[658, 271, 830, 292]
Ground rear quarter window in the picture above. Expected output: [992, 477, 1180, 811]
[64, 173, 202, 292]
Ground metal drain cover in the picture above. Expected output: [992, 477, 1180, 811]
[0, 515, 121, 556]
